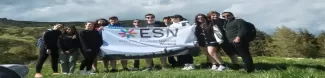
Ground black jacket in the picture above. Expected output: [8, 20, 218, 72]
[144, 21, 166, 27]
[194, 23, 217, 46]
[211, 19, 226, 35]
[43, 30, 62, 49]
[224, 18, 247, 42]
[57, 34, 80, 52]
[78, 30, 103, 51]
[212, 19, 230, 41]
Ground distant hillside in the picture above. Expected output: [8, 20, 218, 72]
[0, 18, 137, 27]
[0, 18, 141, 64]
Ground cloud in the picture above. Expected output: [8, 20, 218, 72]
[0, 0, 324, 34]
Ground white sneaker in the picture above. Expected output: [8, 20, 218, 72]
[86, 71, 96, 75]
[186, 64, 195, 70]
[181, 64, 189, 70]
[79, 70, 85, 75]
[211, 65, 218, 70]
[63, 73, 68, 75]
[216, 65, 227, 71]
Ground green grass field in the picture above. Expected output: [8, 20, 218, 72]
[27, 55, 325, 78]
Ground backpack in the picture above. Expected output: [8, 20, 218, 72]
[244, 22, 256, 42]
[36, 29, 52, 48]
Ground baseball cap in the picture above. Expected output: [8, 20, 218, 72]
[109, 16, 118, 20]
[170, 14, 184, 19]
[170, 14, 187, 20]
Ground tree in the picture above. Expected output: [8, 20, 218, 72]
[249, 30, 272, 56]
[296, 29, 318, 58]
[316, 31, 325, 57]
[267, 26, 301, 57]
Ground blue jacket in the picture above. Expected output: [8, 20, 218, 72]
[106, 23, 126, 28]
[98, 23, 125, 35]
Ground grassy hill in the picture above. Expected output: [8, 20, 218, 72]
[0, 18, 138, 64]
[26, 56, 325, 78]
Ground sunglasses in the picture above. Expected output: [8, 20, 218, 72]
[222, 15, 231, 18]
[133, 22, 139, 23]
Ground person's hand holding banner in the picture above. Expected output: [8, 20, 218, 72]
[100, 25, 197, 60]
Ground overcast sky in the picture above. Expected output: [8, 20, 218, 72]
[0, 0, 324, 34]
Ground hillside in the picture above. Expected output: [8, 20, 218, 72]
[0, 18, 145, 64]
[0, 18, 135, 27]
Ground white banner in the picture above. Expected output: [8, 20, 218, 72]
[100, 25, 197, 60]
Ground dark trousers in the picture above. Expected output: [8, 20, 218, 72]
[221, 39, 237, 56]
[169, 54, 194, 66]
[134, 59, 140, 68]
[168, 56, 178, 66]
[80, 49, 98, 71]
[35, 46, 59, 73]
[177, 54, 194, 65]
[232, 41, 254, 72]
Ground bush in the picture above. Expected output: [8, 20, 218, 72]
[0, 34, 37, 63]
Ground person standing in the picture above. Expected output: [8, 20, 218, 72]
[163, 17, 172, 27]
[106, 16, 129, 72]
[131, 19, 141, 71]
[207, 11, 240, 69]
[194, 14, 227, 71]
[222, 12, 255, 72]
[142, 13, 169, 71]
[34, 24, 64, 78]
[78, 22, 103, 75]
[169, 14, 195, 70]
[162, 16, 180, 67]
[133, 19, 141, 28]
[57, 26, 80, 75]
[93, 18, 109, 73]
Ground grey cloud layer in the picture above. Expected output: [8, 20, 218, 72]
[0, 0, 324, 33]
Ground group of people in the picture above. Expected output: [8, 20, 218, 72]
[34, 11, 255, 78]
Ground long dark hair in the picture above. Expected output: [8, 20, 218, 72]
[94, 18, 109, 28]
[195, 14, 209, 26]
[194, 14, 213, 34]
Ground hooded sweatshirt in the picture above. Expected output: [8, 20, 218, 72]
[169, 21, 191, 27]
[57, 34, 80, 52]
[78, 30, 103, 51]
[43, 30, 62, 49]
[169, 21, 193, 56]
